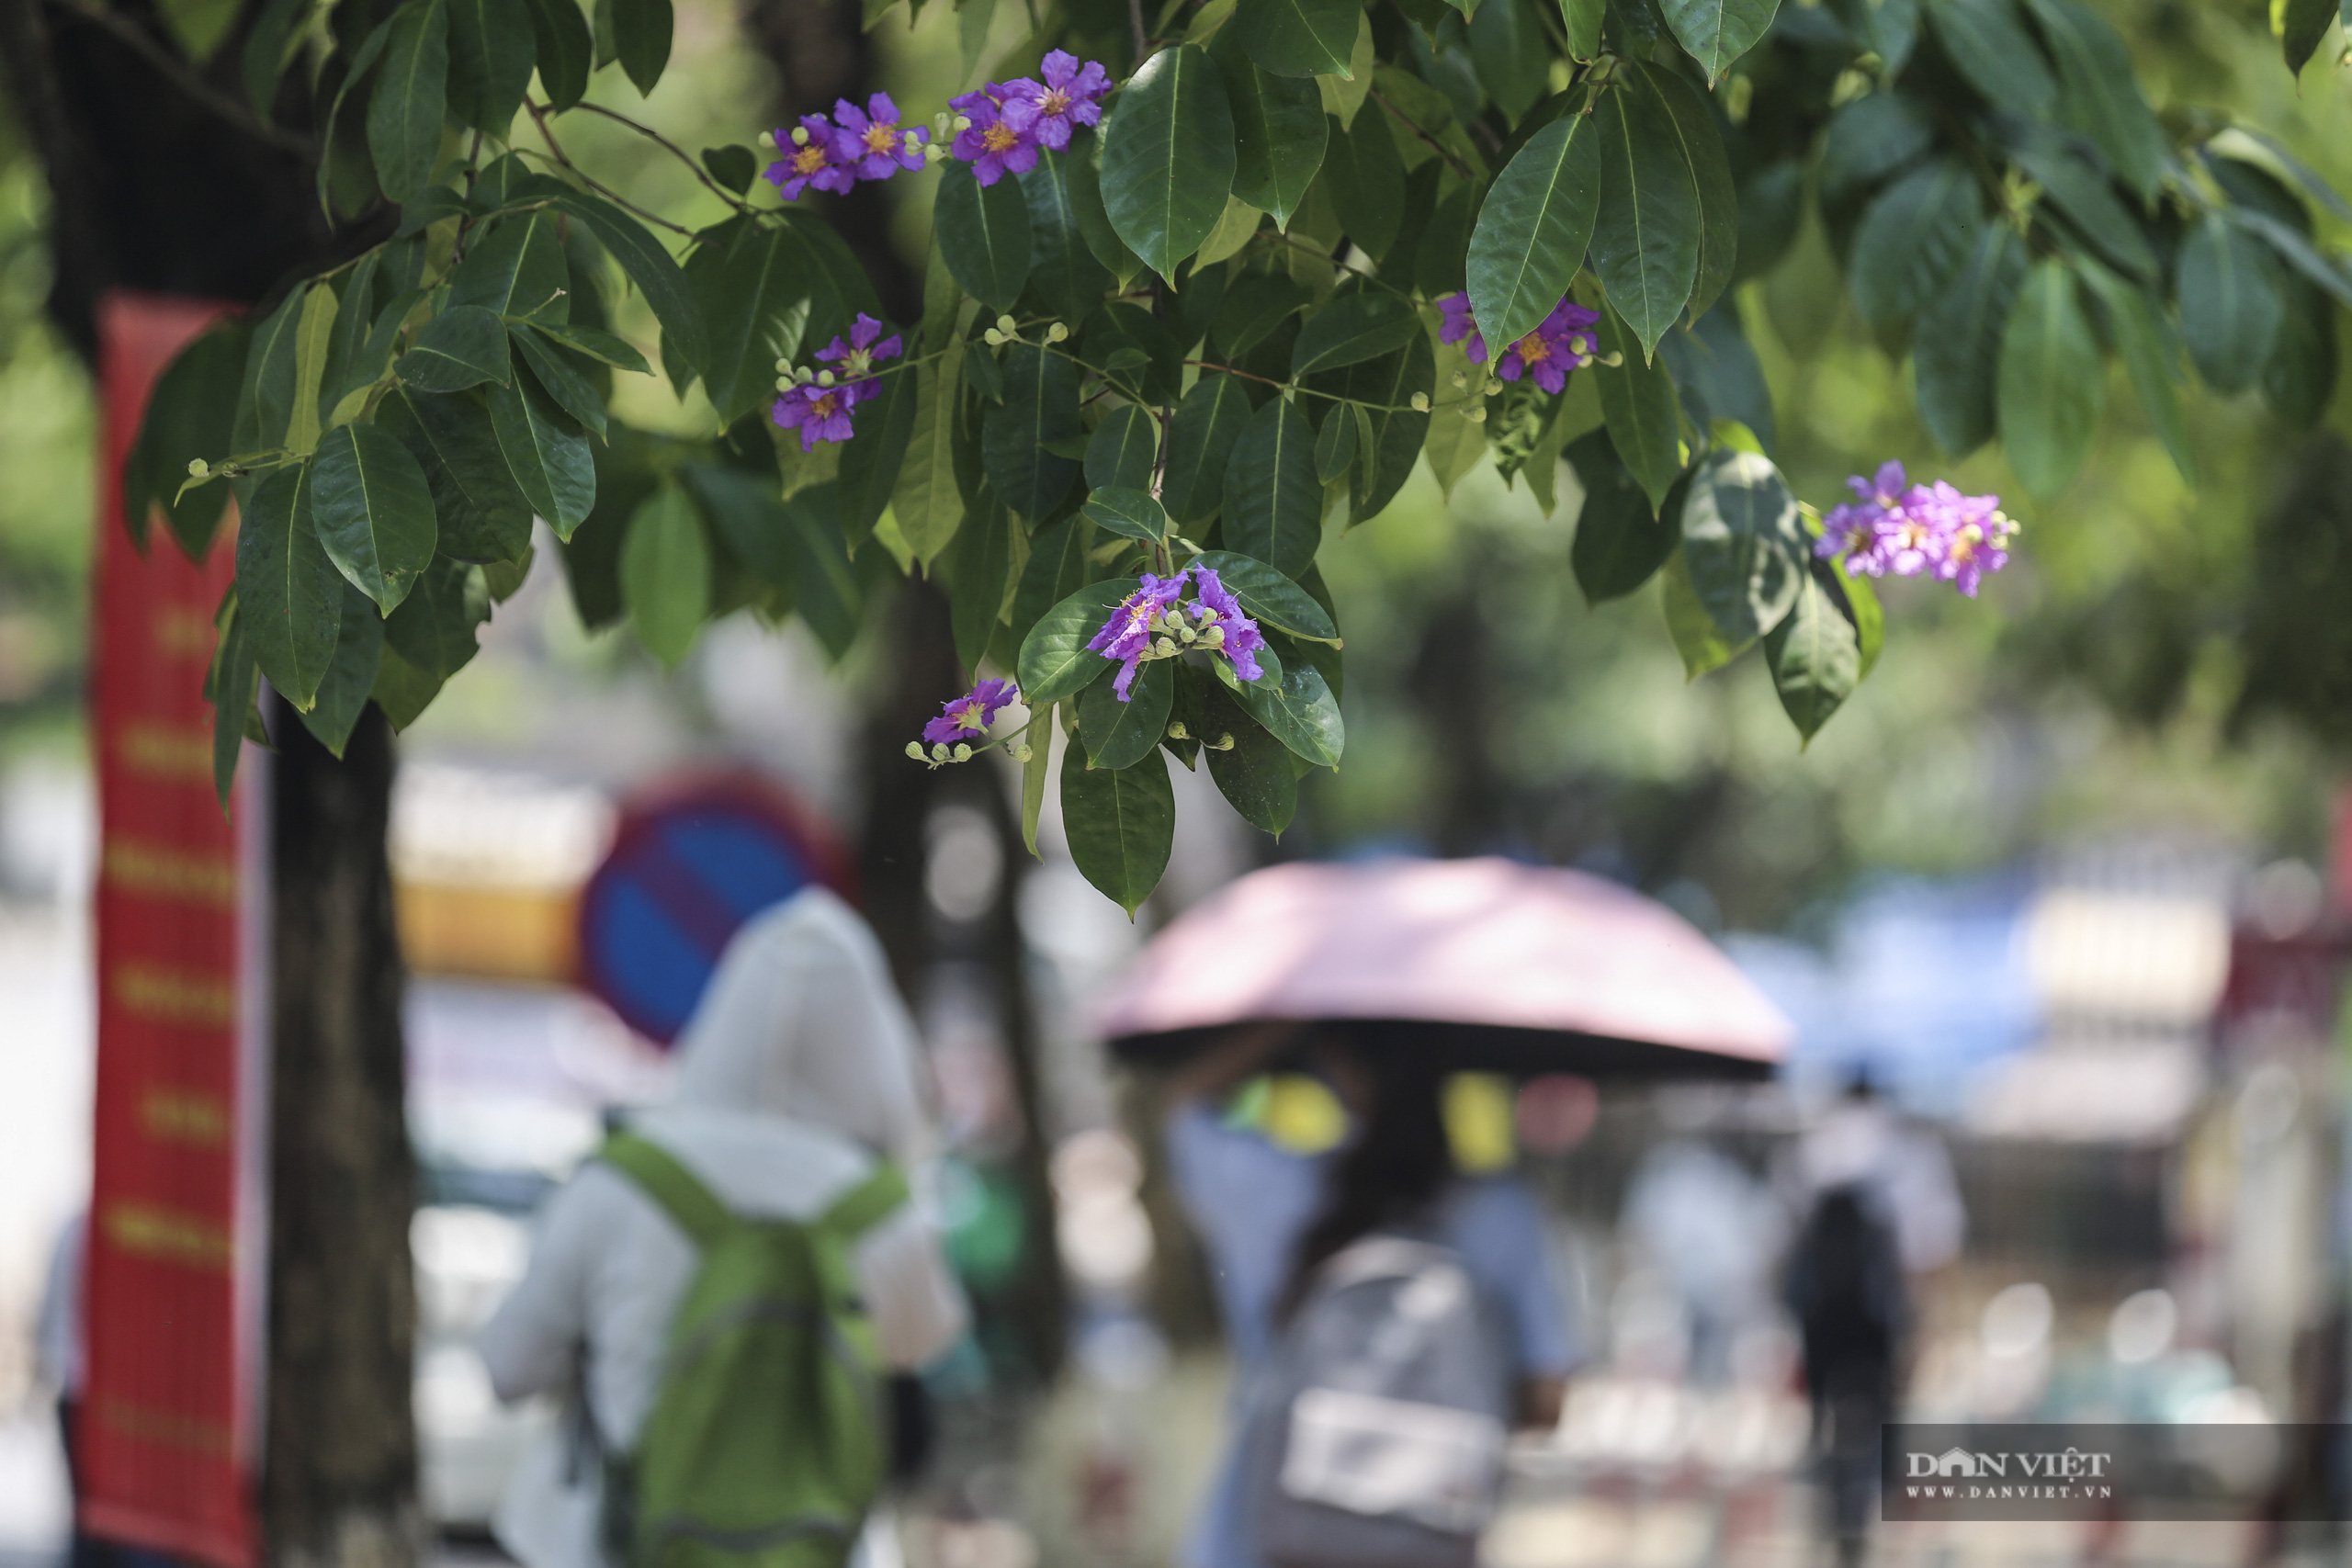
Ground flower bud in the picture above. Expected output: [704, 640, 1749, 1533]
[790, 126, 811, 146]
[952, 743, 973, 762]
[954, 114, 973, 130]
[1214, 733, 1236, 750]
[1600, 351, 1624, 367]
[187, 457, 209, 479]
[1178, 625, 1198, 643]
[1167, 721, 1191, 740]
[1450, 370, 1468, 389]
[1154, 636, 1178, 657]
[997, 314, 1017, 333]
[983, 328, 1005, 346]
[1046, 322, 1069, 343]
[815, 370, 835, 388]
[776, 376, 793, 391]
[758, 130, 777, 149]
[903, 130, 922, 147]
[905, 741, 927, 760]
[1202, 626, 1225, 648]
[1484, 378, 1503, 395]
[795, 365, 814, 383]
[1012, 743, 1034, 761]
[1194, 606, 1217, 625]
[1409, 392, 1430, 412]
[932, 743, 952, 762]
[1465, 405, 1487, 423]
[924, 144, 946, 164]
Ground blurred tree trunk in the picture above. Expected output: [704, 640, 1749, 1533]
[0, 10, 420, 1567]
[741, 0, 1069, 1385]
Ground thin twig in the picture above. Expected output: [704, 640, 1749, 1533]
[1128, 0, 1148, 73]
[48, 0, 317, 156]
[526, 99, 698, 237]
[566, 99, 755, 213]
[1369, 88, 1476, 184]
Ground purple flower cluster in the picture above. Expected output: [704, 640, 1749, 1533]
[765, 93, 929, 200]
[1816, 461, 2017, 598]
[951, 51, 1114, 186]
[924, 678, 1023, 745]
[1436, 294, 1600, 393]
[1086, 564, 1265, 699]
[772, 313, 903, 451]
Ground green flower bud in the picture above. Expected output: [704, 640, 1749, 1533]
[1154, 636, 1178, 657]
[1178, 625, 1198, 643]
[1214, 733, 1236, 750]
[757, 130, 777, 149]
[1194, 605, 1218, 626]
[1483, 378, 1503, 396]
[931, 743, 952, 762]
[815, 369, 835, 388]
[1046, 322, 1069, 343]
[186, 457, 209, 479]
[1202, 626, 1226, 648]
[1600, 351, 1624, 368]
[790, 126, 811, 146]
[1410, 392, 1430, 412]
[1465, 405, 1487, 423]
[775, 356, 791, 372]
[1012, 743, 1035, 761]
[1449, 370, 1468, 389]
[905, 741, 927, 761]
[952, 743, 973, 762]
[953, 114, 973, 131]
[996, 314, 1017, 333]
[776, 376, 792, 391]
[1168, 721, 1191, 740]
[983, 329, 1005, 346]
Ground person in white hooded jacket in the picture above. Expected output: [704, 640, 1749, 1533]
[479, 887, 968, 1568]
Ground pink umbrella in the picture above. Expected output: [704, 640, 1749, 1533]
[1095, 857, 1792, 1078]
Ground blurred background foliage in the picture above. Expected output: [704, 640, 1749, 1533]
[2, 0, 2347, 928]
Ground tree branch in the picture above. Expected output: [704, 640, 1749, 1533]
[44, 0, 318, 156]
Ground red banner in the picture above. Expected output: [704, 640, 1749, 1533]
[82, 292, 261, 1568]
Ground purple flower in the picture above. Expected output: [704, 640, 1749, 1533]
[1001, 51, 1112, 152]
[1086, 570, 1190, 698]
[1920, 480, 2015, 598]
[1815, 461, 2014, 596]
[1188, 565, 1266, 684]
[831, 93, 927, 181]
[772, 381, 857, 450]
[814, 313, 904, 405]
[1437, 292, 1487, 365]
[765, 113, 857, 199]
[923, 677, 1023, 744]
[1497, 299, 1601, 393]
[950, 85, 1040, 186]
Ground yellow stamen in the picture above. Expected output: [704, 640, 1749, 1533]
[983, 122, 1021, 153]
[865, 123, 898, 153]
[794, 146, 828, 175]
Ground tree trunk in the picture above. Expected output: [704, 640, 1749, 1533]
[260, 698, 420, 1568]
[0, 8, 421, 1564]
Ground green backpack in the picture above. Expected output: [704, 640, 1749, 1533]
[596, 1134, 910, 1568]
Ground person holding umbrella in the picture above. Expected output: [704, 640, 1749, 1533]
[1159, 1021, 1580, 1568]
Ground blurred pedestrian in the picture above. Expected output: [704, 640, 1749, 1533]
[1621, 1138, 1786, 1385]
[1781, 1071, 1962, 1567]
[480, 888, 967, 1568]
[1162, 1025, 1579, 1568]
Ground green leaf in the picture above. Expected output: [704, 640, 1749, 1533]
[1081, 301, 1185, 405]
[1566, 429, 1676, 602]
[367, 0, 447, 204]
[243, 0, 310, 116]
[208, 597, 259, 808]
[2007, 141, 2156, 283]
[1928, 0, 2055, 118]
[1593, 303, 1682, 513]
[1228, 641, 1343, 764]
[1061, 749, 1176, 916]
[1996, 258, 2103, 497]
[689, 220, 815, 423]
[1561, 0, 1604, 52]
[1913, 222, 2025, 458]
[2176, 215, 2284, 395]
[610, 0, 671, 93]
[1021, 707, 1055, 858]
[1289, 291, 1421, 378]
[2264, 272, 2338, 429]
[1848, 159, 1982, 340]
[550, 191, 707, 384]
[237, 283, 307, 457]
[1639, 64, 1737, 323]
[533, 321, 652, 373]
[446, 0, 534, 132]
[1415, 177, 1482, 298]
[128, 321, 246, 558]
[397, 304, 514, 392]
[377, 385, 535, 562]
[288, 282, 338, 457]
[1660, 0, 1781, 79]
[488, 369, 596, 535]
[1066, 130, 1148, 286]
[1101, 44, 1239, 281]
[938, 162, 1035, 314]
[1316, 110, 1405, 261]
[1213, 26, 1328, 228]
[1469, 0, 1553, 124]
[1086, 406, 1160, 492]
[1211, 275, 1309, 359]
[1163, 372, 1256, 523]
[2074, 258, 2195, 485]
[1081, 486, 1171, 545]
[2020, 0, 2165, 203]
[1078, 658, 1176, 769]
[836, 363, 918, 551]
[1019, 152, 1114, 324]
[1012, 514, 1093, 647]
[2282, 0, 2335, 73]
[1315, 334, 1433, 522]
[1659, 546, 1746, 679]
[2226, 209, 2352, 313]
[1188, 549, 1340, 638]
[1591, 78, 1700, 360]
[236, 464, 344, 708]
[1200, 683, 1297, 833]
[1230, 0, 1358, 76]
[620, 483, 709, 667]
[521, 0, 592, 110]
[1315, 400, 1358, 480]
[700, 145, 758, 196]
[1221, 397, 1322, 576]
[892, 341, 967, 566]
[383, 558, 491, 681]
[948, 492, 1015, 673]
[1765, 556, 1864, 742]
[297, 581, 389, 757]
[984, 343, 1084, 521]
[1679, 446, 1805, 643]
[1318, 11, 1376, 127]
[1021, 577, 1137, 704]
[509, 324, 608, 439]
[449, 210, 571, 320]
[311, 422, 438, 613]
[1816, 93, 1935, 209]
